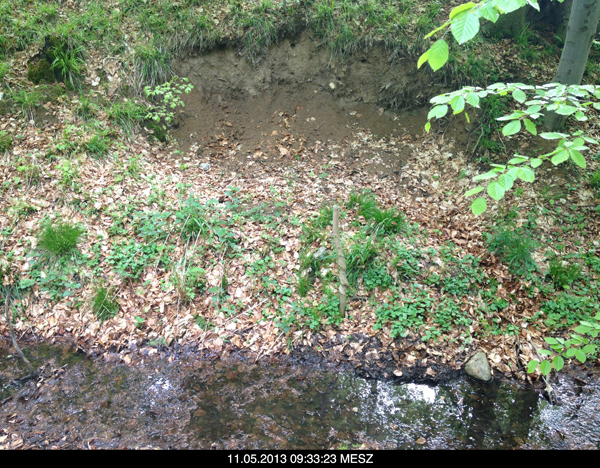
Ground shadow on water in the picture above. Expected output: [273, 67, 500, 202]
[1, 344, 599, 449]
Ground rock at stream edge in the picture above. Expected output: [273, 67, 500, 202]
[464, 352, 492, 382]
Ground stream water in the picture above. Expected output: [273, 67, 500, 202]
[1, 343, 600, 449]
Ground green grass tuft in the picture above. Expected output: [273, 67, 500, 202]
[487, 228, 537, 276]
[92, 284, 120, 322]
[37, 218, 85, 260]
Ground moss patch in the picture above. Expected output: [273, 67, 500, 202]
[27, 58, 55, 84]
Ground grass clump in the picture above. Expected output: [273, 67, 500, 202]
[486, 228, 537, 276]
[546, 257, 582, 290]
[37, 218, 85, 260]
[0, 130, 12, 152]
[11, 87, 44, 120]
[92, 284, 119, 322]
[345, 232, 379, 286]
[297, 246, 334, 296]
[107, 99, 148, 135]
[347, 189, 406, 235]
[84, 131, 112, 158]
[133, 43, 173, 90]
[172, 266, 206, 304]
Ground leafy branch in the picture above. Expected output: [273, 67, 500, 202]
[424, 82, 599, 215]
[417, 0, 549, 72]
[528, 314, 600, 376]
[144, 77, 194, 124]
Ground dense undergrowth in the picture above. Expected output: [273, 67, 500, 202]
[1, 0, 600, 379]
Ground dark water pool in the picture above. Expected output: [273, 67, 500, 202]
[1, 344, 599, 449]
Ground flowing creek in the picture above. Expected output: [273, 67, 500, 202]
[1, 343, 600, 449]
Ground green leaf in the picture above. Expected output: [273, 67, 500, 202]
[425, 121, 431, 133]
[465, 111, 470, 123]
[465, 186, 484, 197]
[555, 105, 578, 115]
[524, 118, 537, 135]
[471, 197, 487, 216]
[565, 347, 576, 357]
[551, 149, 569, 165]
[451, 11, 480, 44]
[539, 360, 552, 376]
[540, 132, 567, 140]
[538, 349, 552, 356]
[569, 149, 586, 169]
[429, 105, 448, 119]
[497, 174, 514, 191]
[480, 2, 500, 22]
[496, 0, 527, 14]
[450, 2, 477, 19]
[574, 325, 592, 334]
[507, 155, 527, 165]
[552, 355, 564, 372]
[451, 95, 465, 114]
[517, 167, 535, 182]
[473, 171, 498, 181]
[529, 157, 543, 167]
[512, 88, 527, 103]
[428, 39, 449, 71]
[575, 349, 586, 363]
[487, 181, 505, 201]
[465, 92, 480, 107]
[527, 360, 539, 373]
[545, 337, 559, 345]
[417, 50, 429, 69]
[502, 120, 521, 136]
[582, 344, 596, 354]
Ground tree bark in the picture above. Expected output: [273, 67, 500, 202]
[545, 0, 600, 131]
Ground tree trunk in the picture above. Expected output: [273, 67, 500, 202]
[545, 0, 600, 131]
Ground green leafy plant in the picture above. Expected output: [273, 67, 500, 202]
[348, 190, 405, 234]
[144, 76, 193, 124]
[92, 284, 119, 322]
[37, 218, 85, 260]
[107, 240, 166, 280]
[345, 232, 379, 287]
[55, 158, 79, 190]
[75, 94, 99, 121]
[541, 292, 600, 328]
[375, 287, 433, 338]
[194, 314, 215, 331]
[528, 314, 600, 376]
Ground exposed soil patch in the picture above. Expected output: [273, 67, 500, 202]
[172, 33, 464, 176]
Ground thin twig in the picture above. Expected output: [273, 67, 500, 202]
[529, 337, 556, 404]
